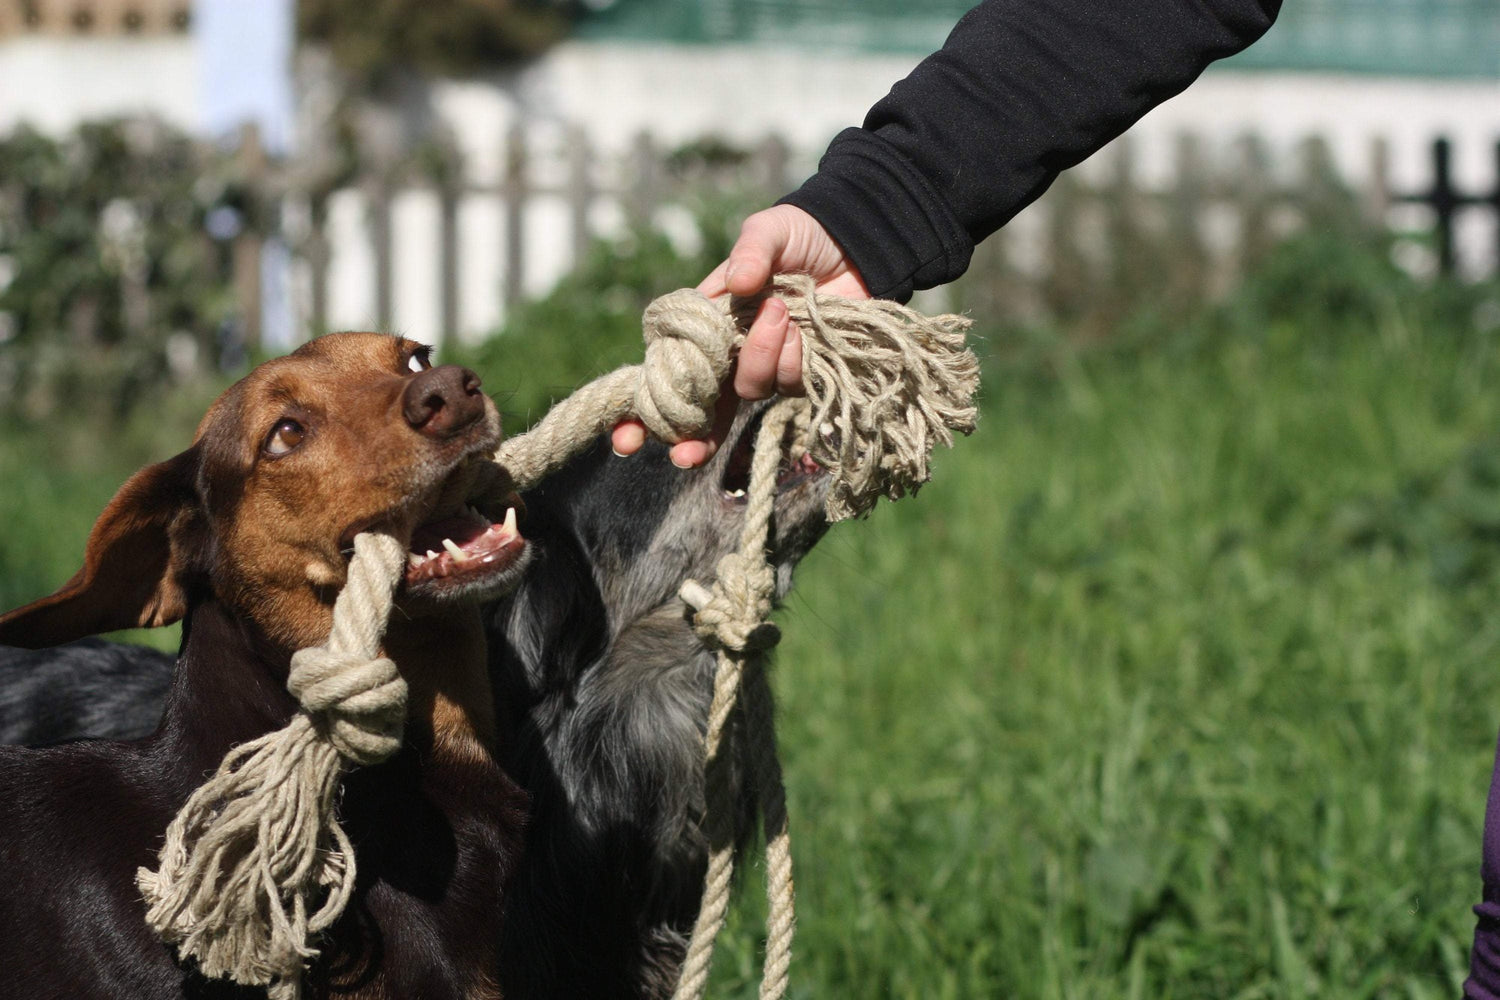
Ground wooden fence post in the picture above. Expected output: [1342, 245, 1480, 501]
[1429, 136, 1459, 276]
[627, 130, 659, 230]
[1168, 132, 1208, 308]
[439, 179, 459, 343]
[1104, 135, 1155, 314]
[1489, 140, 1500, 273]
[760, 134, 790, 197]
[234, 122, 266, 350]
[566, 124, 594, 269]
[1042, 170, 1087, 323]
[1232, 132, 1275, 277]
[1364, 136, 1392, 231]
[503, 122, 527, 312]
[366, 174, 394, 330]
[305, 190, 331, 339]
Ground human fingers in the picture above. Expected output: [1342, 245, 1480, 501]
[610, 418, 648, 457]
[775, 318, 804, 396]
[733, 297, 791, 401]
[667, 387, 739, 469]
[696, 259, 730, 298]
[722, 209, 791, 298]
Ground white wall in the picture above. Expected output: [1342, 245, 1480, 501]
[0, 35, 198, 134]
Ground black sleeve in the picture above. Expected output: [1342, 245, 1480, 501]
[779, 0, 1282, 301]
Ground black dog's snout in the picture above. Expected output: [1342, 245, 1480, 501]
[404, 365, 485, 438]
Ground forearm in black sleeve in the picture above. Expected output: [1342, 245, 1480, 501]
[780, 0, 1282, 301]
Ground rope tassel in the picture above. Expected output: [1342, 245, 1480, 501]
[771, 276, 979, 521]
[136, 533, 408, 1000]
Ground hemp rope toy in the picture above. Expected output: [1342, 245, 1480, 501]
[135, 274, 978, 999]
[671, 396, 807, 1000]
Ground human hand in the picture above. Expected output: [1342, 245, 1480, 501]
[611, 204, 870, 467]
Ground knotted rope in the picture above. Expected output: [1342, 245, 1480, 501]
[494, 276, 978, 522]
[138, 275, 978, 998]
[136, 532, 407, 1000]
[672, 398, 804, 1000]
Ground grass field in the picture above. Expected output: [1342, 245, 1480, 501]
[3, 251, 1500, 997]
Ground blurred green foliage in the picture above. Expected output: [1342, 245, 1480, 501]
[0, 120, 237, 421]
[451, 197, 747, 430]
[299, 0, 573, 87]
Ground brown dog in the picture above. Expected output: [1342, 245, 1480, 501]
[0, 332, 529, 999]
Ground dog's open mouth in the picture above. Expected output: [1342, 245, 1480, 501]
[721, 408, 827, 502]
[402, 495, 530, 601]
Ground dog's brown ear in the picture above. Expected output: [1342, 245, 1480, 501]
[0, 447, 202, 649]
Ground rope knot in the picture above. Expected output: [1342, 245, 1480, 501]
[637, 288, 738, 442]
[287, 649, 406, 766]
[688, 553, 781, 653]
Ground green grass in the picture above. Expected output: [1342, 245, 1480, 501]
[0, 375, 229, 650]
[4, 259, 1500, 997]
[720, 317, 1500, 998]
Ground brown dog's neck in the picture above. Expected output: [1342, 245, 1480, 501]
[158, 597, 498, 774]
[384, 607, 499, 760]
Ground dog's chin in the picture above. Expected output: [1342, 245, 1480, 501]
[714, 404, 833, 556]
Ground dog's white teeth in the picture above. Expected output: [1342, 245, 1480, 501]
[426, 549, 439, 561]
[467, 504, 491, 527]
[500, 506, 518, 537]
[442, 538, 469, 562]
[408, 553, 425, 568]
[728, 488, 747, 498]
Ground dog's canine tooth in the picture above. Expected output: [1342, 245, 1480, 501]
[501, 507, 517, 537]
[442, 538, 468, 562]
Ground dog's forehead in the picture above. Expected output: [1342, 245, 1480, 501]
[288, 331, 415, 371]
[252, 332, 414, 396]
[194, 333, 417, 433]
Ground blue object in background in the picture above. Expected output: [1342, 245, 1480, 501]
[195, 0, 295, 154]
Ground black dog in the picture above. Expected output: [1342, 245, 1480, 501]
[1, 399, 830, 999]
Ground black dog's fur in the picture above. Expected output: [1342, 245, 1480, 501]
[0, 403, 829, 999]
[0, 637, 173, 744]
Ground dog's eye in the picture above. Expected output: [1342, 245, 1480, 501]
[264, 419, 306, 456]
[406, 347, 432, 374]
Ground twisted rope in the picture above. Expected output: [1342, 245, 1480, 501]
[136, 533, 407, 1000]
[672, 399, 803, 1000]
[140, 278, 977, 998]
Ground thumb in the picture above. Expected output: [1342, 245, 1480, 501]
[723, 210, 793, 297]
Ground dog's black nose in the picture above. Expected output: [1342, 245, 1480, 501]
[403, 365, 485, 438]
